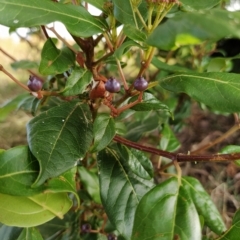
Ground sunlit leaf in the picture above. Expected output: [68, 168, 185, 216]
[0, 0, 106, 37]
[0, 192, 72, 227]
[161, 72, 240, 113]
[220, 145, 240, 166]
[27, 101, 93, 186]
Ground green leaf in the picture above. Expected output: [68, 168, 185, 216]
[180, 0, 221, 9]
[151, 57, 194, 73]
[0, 225, 21, 240]
[61, 67, 92, 96]
[0, 94, 31, 122]
[126, 112, 159, 141]
[97, 147, 154, 240]
[216, 209, 240, 240]
[123, 25, 147, 42]
[78, 166, 101, 204]
[129, 92, 170, 112]
[91, 113, 115, 152]
[118, 144, 154, 180]
[113, 0, 148, 27]
[0, 0, 106, 37]
[147, 10, 240, 50]
[0, 146, 44, 196]
[160, 124, 180, 152]
[84, 0, 108, 11]
[11, 60, 38, 70]
[27, 101, 93, 186]
[115, 40, 143, 60]
[160, 72, 240, 113]
[39, 39, 75, 75]
[17, 228, 43, 240]
[220, 145, 240, 166]
[0, 192, 72, 227]
[182, 177, 226, 235]
[132, 177, 201, 240]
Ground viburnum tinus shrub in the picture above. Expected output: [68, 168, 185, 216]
[1, 0, 240, 239]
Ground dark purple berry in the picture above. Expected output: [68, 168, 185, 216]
[107, 233, 117, 240]
[105, 77, 121, 93]
[81, 223, 91, 233]
[133, 77, 148, 91]
[27, 75, 43, 92]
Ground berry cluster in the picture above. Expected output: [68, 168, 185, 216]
[105, 76, 148, 93]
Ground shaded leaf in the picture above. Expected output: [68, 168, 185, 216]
[97, 147, 154, 240]
[0, 0, 106, 37]
[78, 166, 101, 204]
[115, 40, 142, 60]
[147, 10, 240, 50]
[0, 146, 43, 196]
[27, 101, 93, 186]
[0, 94, 32, 122]
[39, 39, 75, 75]
[160, 124, 180, 152]
[91, 113, 115, 152]
[180, 0, 221, 9]
[118, 144, 154, 180]
[11, 60, 38, 70]
[129, 92, 170, 112]
[123, 25, 147, 42]
[151, 56, 193, 73]
[61, 67, 92, 96]
[182, 177, 226, 235]
[0, 225, 21, 240]
[161, 72, 240, 113]
[0, 192, 72, 227]
[132, 177, 201, 240]
[17, 228, 43, 240]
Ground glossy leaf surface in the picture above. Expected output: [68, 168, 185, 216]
[132, 177, 201, 240]
[27, 101, 93, 186]
[0, 0, 106, 37]
[161, 72, 240, 113]
[0, 146, 43, 196]
[91, 113, 115, 152]
[97, 147, 154, 239]
[62, 67, 92, 96]
[39, 39, 75, 75]
[183, 177, 226, 234]
[0, 192, 72, 227]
